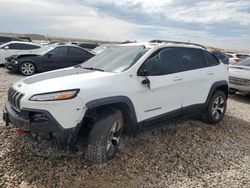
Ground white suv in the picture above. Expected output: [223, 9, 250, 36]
[3, 42, 229, 163]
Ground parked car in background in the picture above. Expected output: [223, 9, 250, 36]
[5, 45, 95, 76]
[0, 41, 41, 65]
[0, 35, 24, 45]
[226, 53, 250, 64]
[226, 53, 241, 64]
[211, 50, 229, 64]
[236, 54, 250, 60]
[92, 44, 116, 54]
[229, 57, 250, 94]
[77, 43, 99, 50]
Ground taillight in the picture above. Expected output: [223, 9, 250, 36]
[234, 58, 240, 62]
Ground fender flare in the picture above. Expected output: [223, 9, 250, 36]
[204, 80, 228, 110]
[86, 96, 138, 134]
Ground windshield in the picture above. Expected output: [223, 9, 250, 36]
[236, 58, 250, 67]
[81, 45, 149, 73]
[92, 46, 108, 54]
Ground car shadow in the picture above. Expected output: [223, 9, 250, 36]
[229, 93, 250, 105]
[1, 114, 250, 187]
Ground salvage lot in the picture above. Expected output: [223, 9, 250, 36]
[0, 67, 250, 187]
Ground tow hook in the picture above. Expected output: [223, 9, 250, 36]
[16, 130, 27, 137]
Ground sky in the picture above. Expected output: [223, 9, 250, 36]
[0, 0, 250, 50]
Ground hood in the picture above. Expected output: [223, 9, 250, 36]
[15, 67, 116, 94]
[10, 53, 40, 60]
[229, 65, 250, 80]
[23, 67, 95, 84]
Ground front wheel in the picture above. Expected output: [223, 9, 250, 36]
[19, 62, 36, 76]
[202, 91, 227, 124]
[85, 109, 124, 164]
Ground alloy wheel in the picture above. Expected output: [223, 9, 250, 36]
[106, 120, 123, 156]
[212, 96, 225, 120]
[21, 63, 35, 76]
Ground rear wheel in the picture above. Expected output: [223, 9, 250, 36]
[202, 91, 227, 124]
[19, 62, 36, 76]
[85, 109, 124, 164]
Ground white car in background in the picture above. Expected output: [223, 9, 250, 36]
[226, 53, 250, 64]
[229, 57, 250, 94]
[0, 41, 41, 65]
[226, 53, 241, 64]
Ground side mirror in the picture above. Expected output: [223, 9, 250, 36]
[47, 53, 52, 58]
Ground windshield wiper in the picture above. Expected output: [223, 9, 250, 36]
[82, 67, 104, 72]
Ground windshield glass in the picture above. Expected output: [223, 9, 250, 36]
[236, 58, 250, 67]
[81, 45, 149, 73]
[92, 46, 107, 54]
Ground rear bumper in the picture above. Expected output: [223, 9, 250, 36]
[3, 102, 80, 149]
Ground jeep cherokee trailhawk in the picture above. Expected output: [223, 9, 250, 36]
[3, 41, 229, 163]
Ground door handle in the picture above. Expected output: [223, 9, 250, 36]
[207, 71, 214, 75]
[173, 77, 183, 81]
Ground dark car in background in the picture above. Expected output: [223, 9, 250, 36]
[5, 45, 95, 76]
[211, 50, 229, 65]
[77, 43, 99, 50]
[0, 35, 24, 45]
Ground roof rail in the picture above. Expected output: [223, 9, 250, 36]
[150, 40, 206, 49]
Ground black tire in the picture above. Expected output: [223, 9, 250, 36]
[85, 109, 124, 164]
[202, 91, 227, 124]
[19, 61, 36, 76]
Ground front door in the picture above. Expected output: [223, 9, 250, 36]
[134, 47, 184, 122]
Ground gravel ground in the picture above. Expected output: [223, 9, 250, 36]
[0, 67, 250, 188]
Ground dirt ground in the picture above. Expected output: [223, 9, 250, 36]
[0, 67, 249, 188]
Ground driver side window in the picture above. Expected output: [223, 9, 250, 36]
[141, 48, 179, 76]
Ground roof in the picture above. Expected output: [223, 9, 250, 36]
[119, 41, 206, 50]
[150, 40, 206, 49]
[2, 41, 40, 46]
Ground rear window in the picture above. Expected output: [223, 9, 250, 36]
[226, 54, 233, 58]
[204, 51, 220, 66]
[178, 48, 206, 71]
[236, 54, 250, 59]
[8, 43, 40, 50]
[69, 47, 86, 56]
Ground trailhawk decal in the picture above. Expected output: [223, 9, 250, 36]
[23, 67, 93, 84]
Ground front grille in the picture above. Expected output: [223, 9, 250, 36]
[8, 88, 24, 112]
[229, 77, 250, 85]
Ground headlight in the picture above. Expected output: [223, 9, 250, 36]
[29, 89, 80, 101]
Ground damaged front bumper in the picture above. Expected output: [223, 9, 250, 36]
[3, 102, 80, 149]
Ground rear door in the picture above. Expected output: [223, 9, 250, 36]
[43, 46, 69, 71]
[177, 48, 211, 110]
[68, 47, 93, 66]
